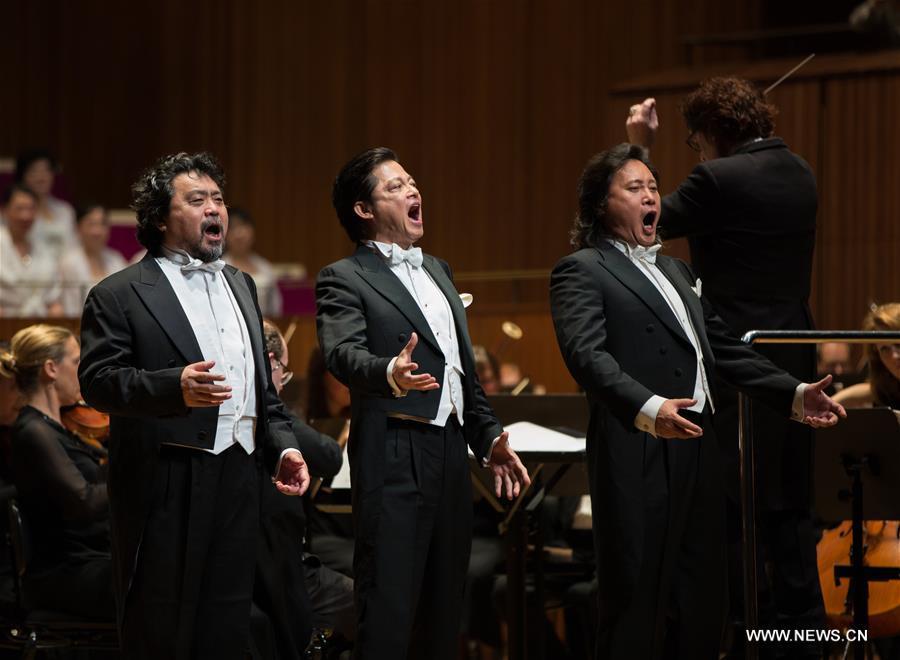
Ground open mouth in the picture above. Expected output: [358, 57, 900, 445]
[202, 220, 223, 239]
[641, 211, 657, 233]
[407, 203, 422, 223]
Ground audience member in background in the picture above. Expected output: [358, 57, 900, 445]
[0, 184, 63, 317]
[257, 321, 354, 656]
[817, 341, 858, 394]
[498, 361, 545, 395]
[817, 342, 854, 380]
[834, 303, 900, 409]
[0, 325, 113, 619]
[473, 345, 501, 395]
[224, 207, 284, 316]
[14, 149, 77, 259]
[59, 204, 128, 317]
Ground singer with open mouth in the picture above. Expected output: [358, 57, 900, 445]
[78, 152, 309, 659]
[316, 147, 530, 659]
[550, 143, 844, 660]
[627, 76, 825, 655]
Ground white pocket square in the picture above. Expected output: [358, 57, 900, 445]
[691, 278, 702, 298]
[459, 293, 473, 308]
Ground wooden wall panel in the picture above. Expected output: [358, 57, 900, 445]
[817, 76, 900, 329]
[0, 0, 763, 277]
[9, 2, 898, 391]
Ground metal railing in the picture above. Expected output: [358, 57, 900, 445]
[739, 329, 900, 659]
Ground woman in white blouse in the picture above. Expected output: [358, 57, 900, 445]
[59, 205, 127, 317]
[0, 184, 62, 317]
[223, 207, 284, 316]
[15, 149, 77, 260]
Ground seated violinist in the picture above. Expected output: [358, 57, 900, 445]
[0, 324, 113, 619]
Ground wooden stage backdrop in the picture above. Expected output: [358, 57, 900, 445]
[1, 1, 897, 393]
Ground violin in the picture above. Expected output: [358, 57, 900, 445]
[61, 401, 110, 457]
[818, 520, 900, 638]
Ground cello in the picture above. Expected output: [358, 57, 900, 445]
[818, 520, 900, 637]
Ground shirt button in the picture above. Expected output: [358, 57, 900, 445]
[230, 366, 234, 371]
[221, 328, 225, 333]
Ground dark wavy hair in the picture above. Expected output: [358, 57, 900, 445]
[262, 319, 284, 360]
[570, 143, 658, 250]
[332, 147, 397, 243]
[863, 303, 900, 407]
[131, 152, 226, 253]
[680, 76, 776, 157]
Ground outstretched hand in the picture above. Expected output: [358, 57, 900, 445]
[391, 332, 440, 392]
[487, 431, 531, 500]
[654, 398, 703, 439]
[274, 450, 310, 496]
[802, 375, 847, 428]
[626, 97, 658, 148]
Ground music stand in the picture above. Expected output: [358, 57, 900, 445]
[479, 394, 590, 660]
[476, 394, 590, 517]
[814, 408, 900, 657]
[488, 393, 589, 435]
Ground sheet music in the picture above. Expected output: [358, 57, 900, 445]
[504, 421, 586, 453]
[328, 421, 586, 491]
[331, 444, 351, 490]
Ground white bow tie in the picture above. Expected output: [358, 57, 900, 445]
[390, 244, 423, 268]
[630, 244, 661, 265]
[181, 258, 226, 274]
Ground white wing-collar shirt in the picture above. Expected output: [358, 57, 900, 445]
[157, 247, 257, 455]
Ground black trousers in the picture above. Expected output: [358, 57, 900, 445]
[353, 417, 472, 660]
[601, 407, 728, 660]
[122, 443, 261, 660]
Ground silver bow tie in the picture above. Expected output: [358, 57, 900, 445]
[181, 258, 226, 274]
[390, 244, 423, 268]
[631, 244, 661, 264]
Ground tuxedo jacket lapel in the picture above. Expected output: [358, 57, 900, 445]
[131, 257, 204, 364]
[423, 256, 473, 356]
[655, 257, 714, 363]
[223, 266, 268, 387]
[352, 247, 442, 354]
[595, 243, 691, 347]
